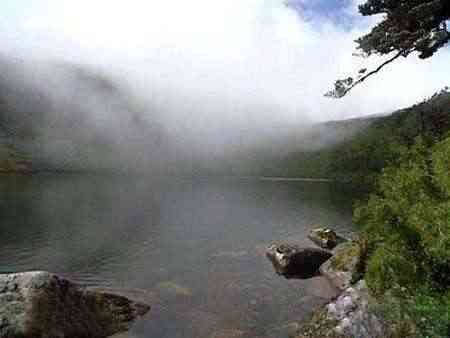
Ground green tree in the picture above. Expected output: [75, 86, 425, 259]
[326, 0, 450, 98]
[354, 136, 450, 336]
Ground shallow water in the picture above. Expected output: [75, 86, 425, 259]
[0, 174, 354, 338]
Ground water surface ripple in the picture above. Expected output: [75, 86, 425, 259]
[0, 174, 353, 338]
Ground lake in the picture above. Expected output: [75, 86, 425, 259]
[0, 174, 354, 338]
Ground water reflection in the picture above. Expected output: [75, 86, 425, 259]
[0, 174, 353, 337]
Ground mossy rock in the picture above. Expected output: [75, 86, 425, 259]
[330, 242, 361, 271]
[320, 241, 365, 290]
[308, 228, 347, 250]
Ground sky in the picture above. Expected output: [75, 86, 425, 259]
[0, 0, 448, 127]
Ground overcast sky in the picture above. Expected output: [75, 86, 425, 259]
[0, 0, 448, 125]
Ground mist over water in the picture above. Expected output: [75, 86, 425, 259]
[0, 174, 354, 338]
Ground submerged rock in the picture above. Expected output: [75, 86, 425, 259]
[211, 250, 248, 259]
[210, 329, 246, 338]
[266, 244, 332, 279]
[308, 228, 347, 250]
[0, 271, 150, 338]
[156, 281, 192, 297]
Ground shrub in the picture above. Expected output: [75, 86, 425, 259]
[365, 246, 419, 297]
[432, 137, 450, 197]
[355, 135, 450, 337]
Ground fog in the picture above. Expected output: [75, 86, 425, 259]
[0, 0, 448, 172]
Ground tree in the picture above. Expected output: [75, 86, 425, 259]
[326, 0, 450, 98]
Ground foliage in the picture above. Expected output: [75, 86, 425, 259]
[193, 90, 450, 184]
[357, 0, 450, 59]
[432, 137, 450, 196]
[354, 134, 450, 337]
[289, 90, 450, 191]
[365, 246, 420, 297]
[326, 0, 450, 97]
[334, 90, 449, 188]
[374, 286, 450, 338]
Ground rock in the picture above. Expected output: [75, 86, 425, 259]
[320, 241, 363, 291]
[304, 277, 339, 299]
[295, 237, 389, 338]
[287, 322, 301, 338]
[326, 281, 387, 338]
[0, 271, 150, 338]
[156, 281, 192, 297]
[266, 244, 332, 279]
[210, 329, 246, 338]
[296, 281, 388, 338]
[266, 322, 301, 338]
[308, 228, 347, 250]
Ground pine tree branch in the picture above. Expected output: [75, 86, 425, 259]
[341, 50, 406, 97]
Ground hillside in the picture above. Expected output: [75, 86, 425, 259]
[0, 56, 381, 176]
[226, 89, 450, 189]
[0, 57, 171, 173]
[0, 54, 448, 182]
[291, 89, 450, 338]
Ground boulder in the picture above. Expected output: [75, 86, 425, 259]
[320, 241, 363, 291]
[0, 271, 150, 338]
[326, 281, 387, 338]
[266, 244, 332, 279]
[308, 228, 347, 250]
[296, 281, 388, 338]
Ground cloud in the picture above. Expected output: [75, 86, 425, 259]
[0, 0, 447, 130]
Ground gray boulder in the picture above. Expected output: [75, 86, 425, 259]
[320, 241, 363, 291]
[326, 280, 387, 338]
[296, 280, 388, 338]
[0, 271, 150, 338]
[266, 244, 332, 279]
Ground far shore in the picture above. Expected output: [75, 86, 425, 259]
[249, 176, 332, 182]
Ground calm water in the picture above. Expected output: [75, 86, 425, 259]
[0, 174, 354, 338]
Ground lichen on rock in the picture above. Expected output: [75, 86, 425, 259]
[308, 228, 347, 250]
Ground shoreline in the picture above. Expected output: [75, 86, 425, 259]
[293, 239, 388, 338]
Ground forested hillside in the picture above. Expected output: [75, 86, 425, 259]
[310, 88, 450, 337]
[240, 89, 450, 190]
[1, 63, 448, 182]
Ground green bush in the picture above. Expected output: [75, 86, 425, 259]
[412, 289, 450, 337]
[432, 137, 450, 197]
[354, 135, 450, 337]
[365, 246, 419, 296]
[374, 287, 450, 338]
